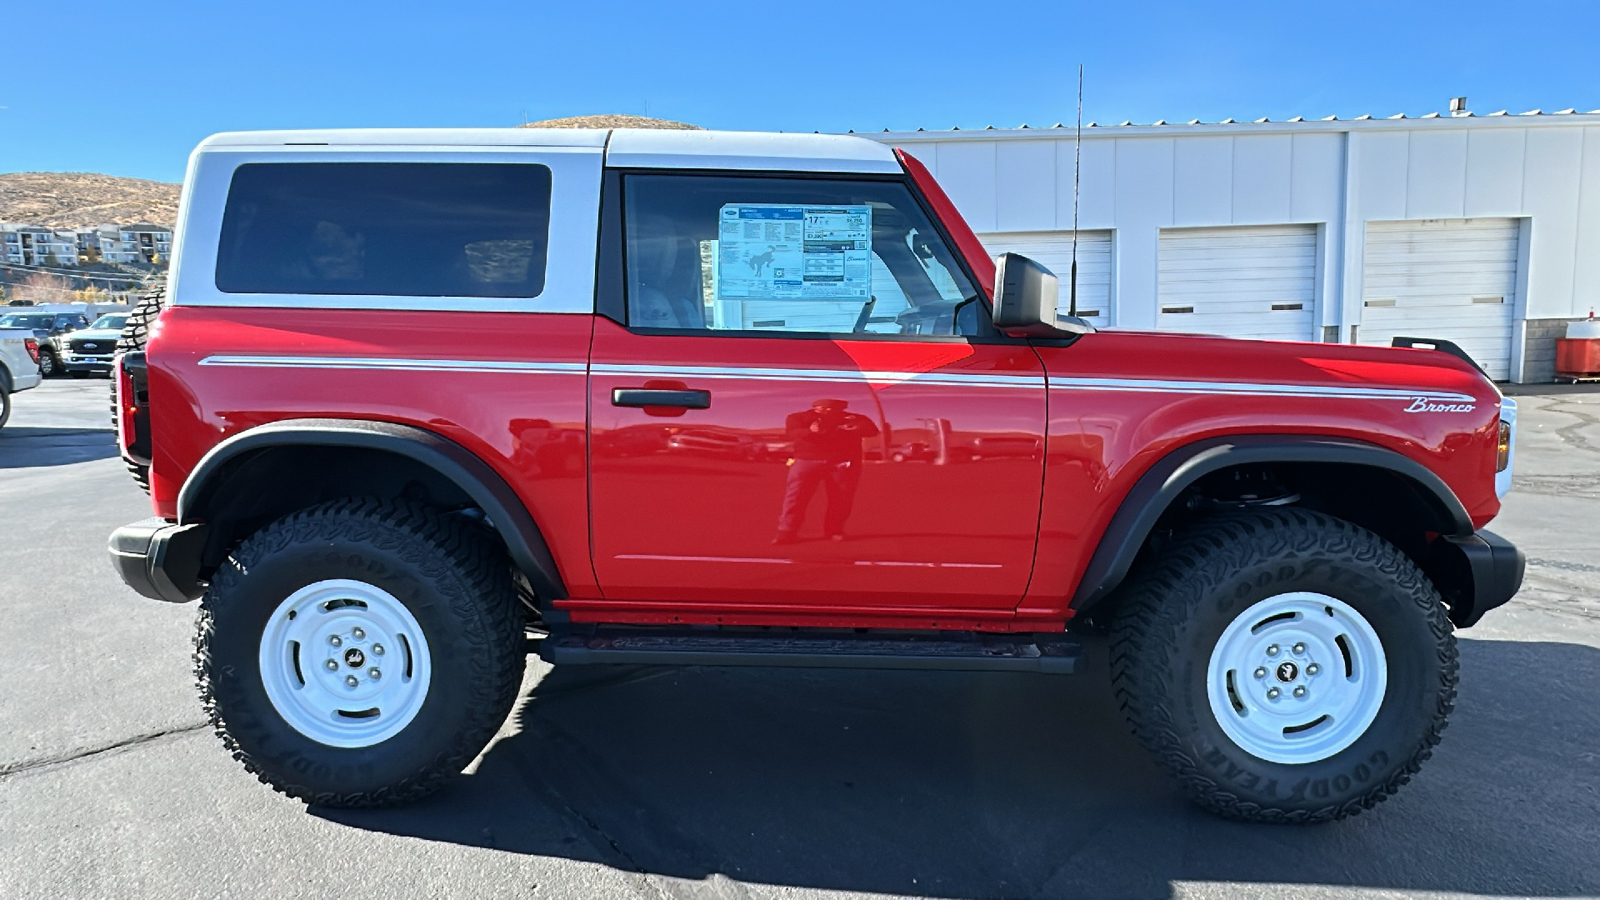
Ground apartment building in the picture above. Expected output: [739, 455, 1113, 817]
[2, 222, 176, 265]
[0, 224, 80, 267]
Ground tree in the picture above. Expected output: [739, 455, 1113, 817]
[10, 271, 72, 305]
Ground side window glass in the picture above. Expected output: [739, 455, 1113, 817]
[216, 163, 552, 299]
[624, 176, 980, 336]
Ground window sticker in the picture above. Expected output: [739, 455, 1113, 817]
[716, 204, 872, 302]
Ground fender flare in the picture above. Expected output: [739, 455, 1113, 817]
[1069, 435, 1475, 612]
[178, 418, 567, 600]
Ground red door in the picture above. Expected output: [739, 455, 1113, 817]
[587, 318, 1047, 617]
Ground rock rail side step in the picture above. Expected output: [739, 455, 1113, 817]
[540, 629, 1080, 674]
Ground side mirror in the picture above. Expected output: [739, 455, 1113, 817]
[991, 252, 1096, 338]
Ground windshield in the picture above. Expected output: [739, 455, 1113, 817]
[0, 314, 53, 329]
[90, 315, 128, 331]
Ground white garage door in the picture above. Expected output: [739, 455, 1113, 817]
[1360, 218, 1519, 381]
[978, 231, 1112, 326]
[1158, 225, 1319, 341]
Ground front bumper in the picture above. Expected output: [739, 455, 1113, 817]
[63, 354, 114, 373]
[108, 518, 209, 603]
[1437, 529, 1526, 628]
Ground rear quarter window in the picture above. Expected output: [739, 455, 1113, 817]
[215, 162, 552, 298]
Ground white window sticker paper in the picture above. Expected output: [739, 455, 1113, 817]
[716, 204, 872, 301]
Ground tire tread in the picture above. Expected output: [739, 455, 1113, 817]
[1108, 508, 1458, 824]
[194, 497, 525, 808]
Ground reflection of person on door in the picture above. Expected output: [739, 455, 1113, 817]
[774, 399, 879, 543]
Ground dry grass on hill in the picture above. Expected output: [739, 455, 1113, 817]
[520, 114, 702, 130]
[0, 172, 180, 228]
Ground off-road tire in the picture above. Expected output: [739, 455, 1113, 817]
[195, 498, 526, 807]
[1109, 509, 1457, 823]
[110, 282, 167, 493]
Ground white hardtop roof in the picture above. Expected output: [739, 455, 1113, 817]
[195, 128, 902, 174]
[605, 129, 900, 173]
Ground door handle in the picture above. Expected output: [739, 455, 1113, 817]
[611, 388, 711, 409]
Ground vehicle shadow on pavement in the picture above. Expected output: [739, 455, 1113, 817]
[317, 636, 1600, 899]
[0, 427, 120, 468]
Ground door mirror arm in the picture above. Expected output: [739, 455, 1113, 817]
[990, 252, 1096, 339]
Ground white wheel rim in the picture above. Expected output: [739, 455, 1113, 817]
[257, 579, 432, 748]
[1205, 592, 1387, 764]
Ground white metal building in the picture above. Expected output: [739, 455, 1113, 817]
[870, 109, 1600, 382]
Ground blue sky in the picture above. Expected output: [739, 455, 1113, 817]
[1, 0, 1595, 183]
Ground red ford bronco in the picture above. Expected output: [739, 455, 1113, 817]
[110, 128, 1523, 822]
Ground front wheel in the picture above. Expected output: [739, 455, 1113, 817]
[195, 498, 526, 807]
[38, 351, 58, 377]
[1110, 509, 1457, 823]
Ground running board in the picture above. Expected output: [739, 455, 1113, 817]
[540, 629, 1081, 674]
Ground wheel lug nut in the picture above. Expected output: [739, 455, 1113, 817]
[1306, 664, 1320, 676]
[1254, 667, 1267, 679]
[1293, 686, 1307, 698]
[1266, 644, 1280, 657]
[328, 635, 342, 647]
[345, 675, 359, 687]
[1266, 687, 1281, 699]
[325, 659, 338, 671]
[352, 627, 365, 640]
[1292, 642, 1306, 655]
[372, 644, 384, 656]
[368, 668, 381, 679]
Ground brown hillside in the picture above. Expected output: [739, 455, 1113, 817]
[520, 114, 701, 130]
[0, 172, 180, 229]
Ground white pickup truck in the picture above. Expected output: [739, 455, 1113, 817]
[0, 327, 43, 430]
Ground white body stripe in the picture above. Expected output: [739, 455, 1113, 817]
[591, 363, 1040, 389]
[1048, 376, 1478, 404]
[196, 355, 1478, 404]
[199, 356, 586, 376]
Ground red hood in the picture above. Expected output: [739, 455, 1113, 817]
[1086, 328, 1499, 401]
[1032, 329, 1505, 530]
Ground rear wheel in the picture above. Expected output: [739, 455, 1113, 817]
[1110, 509, 1457, 823]
[195, 498, 526, 807]
[0, 384, 10, 431]
[111, 282, 167, 493]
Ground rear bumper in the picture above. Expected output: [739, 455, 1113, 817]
[11, 368, 41, 391]
[108, 518, 209, 604]
[1438, 529, 1526, 628]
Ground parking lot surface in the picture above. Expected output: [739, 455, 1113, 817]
[2, 378, 1598, 900]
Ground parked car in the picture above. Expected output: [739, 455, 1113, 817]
[0, 327, 43, 430]
[109, 128, 1522, 824]
[60, 313, 128, 378]
[0, 310, 90, 377]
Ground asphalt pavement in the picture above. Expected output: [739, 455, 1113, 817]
[2, 378, 1598, 900]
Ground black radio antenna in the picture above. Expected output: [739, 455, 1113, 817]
[1069, 64, 1083, 318]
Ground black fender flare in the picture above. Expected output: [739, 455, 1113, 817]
[178, 418, 567, 600]
[1069, 435, 1475, 612]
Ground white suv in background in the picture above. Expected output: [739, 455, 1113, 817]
[60, 312, 129, 378]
